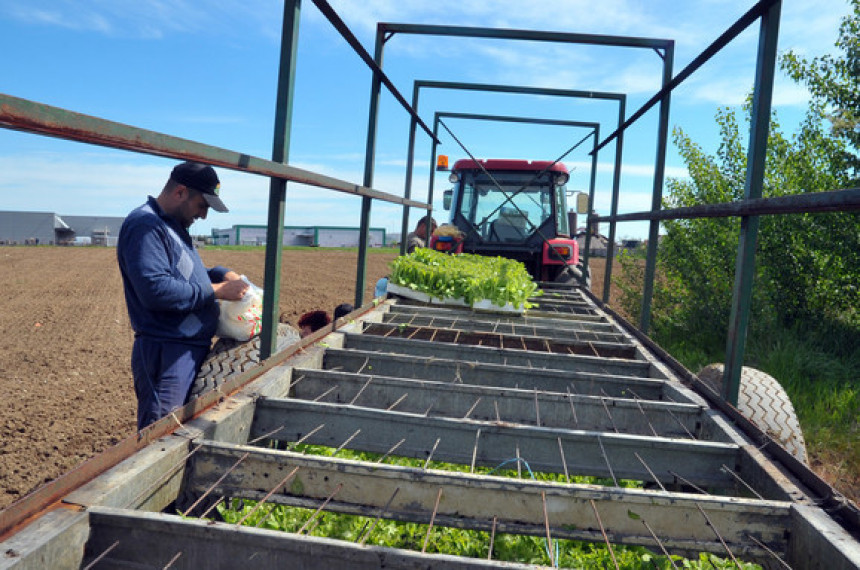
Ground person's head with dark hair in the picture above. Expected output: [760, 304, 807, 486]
[333, 303, 354, 321]
[414, 215, 437, 240]
[297, 310, 331, 338]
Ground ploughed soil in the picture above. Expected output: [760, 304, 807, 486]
[1, 247, 855, 514]
[0, 246, 398, 510]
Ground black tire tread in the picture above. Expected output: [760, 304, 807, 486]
[190, 323, 301, 400]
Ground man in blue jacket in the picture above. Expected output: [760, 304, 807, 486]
[118, 161, 248, 430]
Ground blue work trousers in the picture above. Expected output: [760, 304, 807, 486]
[132, 337, 208, 430]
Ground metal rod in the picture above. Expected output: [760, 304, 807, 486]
[386, 393, 408, 411]
[597, 435, 619, 486]
[359, 487, 400, 546]
[422, 488, 443, 553]
[596, 187, 860, 222]
[589, 499, 620, 570]
[236, 467, 300, 527]
[746, 533, 792, 569]
[83, 540, 120, 570]
[423, 438, 441, 469]
[297, 483, 344, 534]
[349, 376, 374, 405]
[0, 96, 428, 210]
[248, 425, 286, 445]
[566, 388, 579, 426]
[162, 551, 182, 569]
[721, 464, 765, 500]
[599, 395, 620, 433]
[516, 443, 522, 478]
[557, 437, 571, 484]
[488, 515, 498, 560]
[534, 389, 541, 427]
[199, 496, 226, 520]
[471, 429, 482, 473]
[668, 470, 710, 495]
[541, 491, 555, 567]
[377, 438, 407, 463]
[642, 519, 680, 570]
[630, 395, 659, 437]
[634, 452, 666, 492]
[696, 503, 744, 570]
[290, 423, 327, 451]
[313, 385, 338, 402]
[182, 452, 250, 517]
[333, 429, 361, 455]
[463, 397, 482, 419]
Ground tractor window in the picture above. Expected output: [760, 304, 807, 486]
[459, 171, 554, 242]
[556, 186, 570, 236]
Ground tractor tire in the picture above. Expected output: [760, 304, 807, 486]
[697, 363, 808, 463]
[190, 323, 301, 400]
[554, 263, 591, 288]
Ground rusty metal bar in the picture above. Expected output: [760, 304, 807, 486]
[0, 94, 427, 210]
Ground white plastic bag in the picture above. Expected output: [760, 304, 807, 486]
[216, 276, 263, 341]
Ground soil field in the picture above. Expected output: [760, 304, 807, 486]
[0, 246, 400, 510]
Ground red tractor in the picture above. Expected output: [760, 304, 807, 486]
[433, 157, 587, 285]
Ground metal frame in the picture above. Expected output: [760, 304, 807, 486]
[400, 80, 626, 275]
[369, 24, 671, 307]
[426, 111, 600, 255]
[3, 0, 860, 567]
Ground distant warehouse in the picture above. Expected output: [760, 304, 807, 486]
[0, 212, 390, 249]
[212, 225, 387, 248]
[0, 211, 124, 246]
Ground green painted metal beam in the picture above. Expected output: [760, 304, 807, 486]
[723, 0, 782, 406]
[261, 0, 301, 360]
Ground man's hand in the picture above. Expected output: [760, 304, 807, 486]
[213, 279, 248, 301]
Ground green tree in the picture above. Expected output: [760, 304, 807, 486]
[618, 1, 860, 356]
[781, 0, 859, 184]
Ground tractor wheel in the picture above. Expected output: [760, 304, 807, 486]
[554, 263, 590, 288]
[190, 323, 301, 400]
[697, 364, 808, 463]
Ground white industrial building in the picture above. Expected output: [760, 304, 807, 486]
[0, 212, 390, 249]
[0, 211, 124, 246]
[211, 225, 388, 247]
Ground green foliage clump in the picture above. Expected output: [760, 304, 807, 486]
[389, 248, 540, 309]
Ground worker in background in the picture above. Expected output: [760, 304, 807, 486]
[298, 310, 331, 337]
[117, 161, 248, 431]
[406, 215, 437, 253]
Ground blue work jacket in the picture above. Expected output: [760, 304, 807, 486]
[117, 196, 229, 346]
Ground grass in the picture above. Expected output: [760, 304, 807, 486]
[651, 319, 860, 503]
[747, 326, 860, 499]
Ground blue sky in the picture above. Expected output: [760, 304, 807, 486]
[0, 0, 850, 240]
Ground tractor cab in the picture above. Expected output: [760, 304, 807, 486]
[436, 157, 583, 284]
